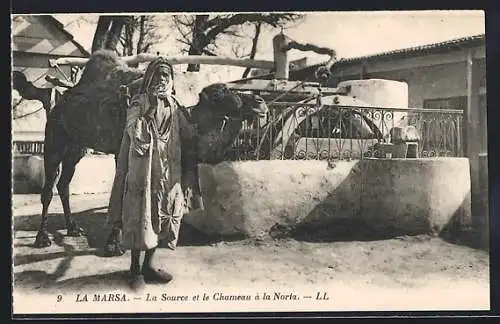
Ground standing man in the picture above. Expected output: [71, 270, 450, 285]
[107, 57, 201, 290]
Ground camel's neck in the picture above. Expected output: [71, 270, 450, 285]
[194, 114, 245, 164]
[211, 116, 243, 153]
[18, 83, 53, 110]
[222, 117, 244, 137]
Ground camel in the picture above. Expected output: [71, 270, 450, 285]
[12, 71, 67, 119]
[12, 50, 268, 252]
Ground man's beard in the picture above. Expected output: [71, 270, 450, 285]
[150, 82, 171, 99]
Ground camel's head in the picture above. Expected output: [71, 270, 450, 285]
[12, 71, 29, 94]
[197, 83, 268, 124]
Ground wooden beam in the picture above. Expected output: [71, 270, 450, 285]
[465, 47, 482, 225]
[360, 61, 367, 79]
[226, 80, 320, 94]
[465, 48, 481, 157]
[465, 48, 473, 158]
[225, 79, 346, 97]
[49, 54, 276, 70]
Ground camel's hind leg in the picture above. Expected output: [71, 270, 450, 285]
[57, 146, 86, 237]
[35, 144, 64, 248]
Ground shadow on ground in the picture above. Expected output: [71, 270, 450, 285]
[14, 206, 220, 249]
[13, 205, 221, 293]
[14, 268, 139, 294]
[282, 205, 488, 252]
[13, 224, 133, 293]
[13, 205, 222, 267]
[13, 198, 488, 293]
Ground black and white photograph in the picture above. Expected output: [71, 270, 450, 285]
[11, 10, 489, 315]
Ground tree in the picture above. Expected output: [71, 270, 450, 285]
[242, 21, 262, 79]
[118, 15, 168, 59]
[91, 15, 130, 53]
[172, 13, 304, 72]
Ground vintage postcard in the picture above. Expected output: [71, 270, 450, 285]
[11, 10, 489, 316]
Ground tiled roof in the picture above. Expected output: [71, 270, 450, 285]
[44, 16, 90, 57]
[337, 34, 485, 64]
[11, 15, 90, 57]
[292, 34, 485, 75]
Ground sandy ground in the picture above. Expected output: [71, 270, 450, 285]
[12, 193, 490, 314]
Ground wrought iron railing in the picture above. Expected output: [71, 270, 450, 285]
[13, 141, 45, 155]
[11, 105, 463, 161]
[12, 141, 99, 156]
[226, 104, 463, 161]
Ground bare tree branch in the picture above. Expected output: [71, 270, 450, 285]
[173, 15, 195, 27]
[187, 15, 210, 72]
[242, 21, 262, 78]
[204, 13, 300, 43]
[91, 16, 112, 52]
[105, 16, 128, 50]
[173, 13, 304, 72]
[220, 29, 245, 38]
[136, 16, 146, 54]
[202, 49, 217, 56]
[141, 43, 151, 53]
[176, 38, 191, 46]
[91, 15, 134, 53]
[108, 15, 170, 58]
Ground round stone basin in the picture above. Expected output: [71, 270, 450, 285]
[184, 158, 472, 240]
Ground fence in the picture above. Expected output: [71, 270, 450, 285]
[13, 141, 44, 155]
[12, 141, 98, 156]
[227, 104, 464, 161]
[12, 105, 463, 161]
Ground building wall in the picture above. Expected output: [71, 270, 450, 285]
[328, 47, 487, 153]
[11, 15, 88, 144]
[12, 52, 73, 144]
[12, 51, 74, 87]
[326, 44, 487, 226]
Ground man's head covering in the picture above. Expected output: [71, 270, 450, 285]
[139, 57, 176, 95]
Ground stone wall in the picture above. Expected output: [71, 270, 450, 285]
[185, 159, 472, 240]
[12, 154, 115, 194]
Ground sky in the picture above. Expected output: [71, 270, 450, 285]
[55, 11, 485, 59]
[52, 11, 485, 84]
[12, 11, 486, 113]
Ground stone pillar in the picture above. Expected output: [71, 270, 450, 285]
[273, 33, 290, 80]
